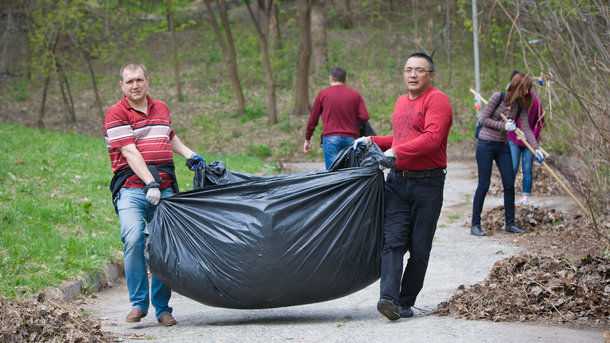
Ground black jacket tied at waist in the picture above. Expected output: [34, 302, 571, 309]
[109, 162, 179, 214]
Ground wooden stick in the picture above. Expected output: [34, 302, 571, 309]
[500, 113, 589, 216]
[470, 88, 488, 105]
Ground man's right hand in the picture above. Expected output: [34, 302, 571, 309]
[353, 136, 371, 150]
[143, 182, 161, 205]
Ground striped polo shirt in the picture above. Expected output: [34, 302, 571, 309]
[104, 95, 176, 189]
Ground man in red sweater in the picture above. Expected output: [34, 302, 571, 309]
[354, 52, 453, 320]
[303, 66, 370, 169]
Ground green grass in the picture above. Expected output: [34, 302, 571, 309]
[0, 122, 271, 298]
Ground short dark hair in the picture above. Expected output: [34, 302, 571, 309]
[510, 70, 520, 81]
[329, 66, 347, 83]
[120, 62, 148, 81]
[406, 52, 435, 72]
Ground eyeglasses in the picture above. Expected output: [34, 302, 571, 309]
[403, 68, 433, 76]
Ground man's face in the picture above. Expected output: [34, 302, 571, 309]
[403, 57, 434, 98]
[120, 67, 149, 104]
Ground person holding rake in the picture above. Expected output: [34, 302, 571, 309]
[470, 72, 544, 237]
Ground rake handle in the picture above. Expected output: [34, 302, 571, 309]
[499, 113, 589, 215]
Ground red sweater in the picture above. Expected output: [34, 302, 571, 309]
[305, 84, 369, 140]
[373, 87, 453, 171]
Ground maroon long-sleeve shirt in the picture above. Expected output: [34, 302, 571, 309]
[305, 84, 370, 140]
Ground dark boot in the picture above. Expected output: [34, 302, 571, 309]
[505, 225, 526, 234]
[470, 225, 486, 236]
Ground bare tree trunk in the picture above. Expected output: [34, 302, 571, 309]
[268, 0, 282, 51]
[203, 0, 246, 115]
[255, 0, 269, 35]
[444, 0, 452, 84]
[53, 28, 76, 123]
[37, 75, 51, 128]
[413, 0, 419, 43]
[56, 62, 76, 123]
[343, 0, 353, 29]
[311, 1, 327, 74]
[0, 8, 12, 73]
[83, 50, 104, 118]
[294, 0, 315, 117]
[167, 0, 183, 102]
[35, 28, 61, 128]
[217, 0, 246, 114]
[245, 0, 277, 124]
[330, 0, 353, 29]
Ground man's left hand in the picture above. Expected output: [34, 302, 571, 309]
[186, 153, 205, 171]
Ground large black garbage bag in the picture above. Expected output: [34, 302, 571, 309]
[146, 144, 391, 309]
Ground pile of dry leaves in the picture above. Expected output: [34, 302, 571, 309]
[479, 205, 609, 261]
[435, 254, 609, 324]
[442, 201, 610, 326]
[0, 293, 118, 343]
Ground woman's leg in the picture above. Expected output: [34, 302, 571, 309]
[496, 145, 517, 227]
[508, 140, 521, 178]
[521, 147, 534, 196]
[472, 140, 494, 227]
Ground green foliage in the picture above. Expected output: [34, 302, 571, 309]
[193, 114, 220, 133]
[244, 143, 272, 160]
[6, 79, 31, 102]
[239, 102, 267, 123]
[0, 123, 119, 297]
[275, 140, 298, 159]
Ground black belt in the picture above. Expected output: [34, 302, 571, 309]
[393, 168, 446, 179]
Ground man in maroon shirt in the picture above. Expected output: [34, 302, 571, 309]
[354, 52, 453, 320]
[303, 66, 370, 169]
[104, 62, 204, 327]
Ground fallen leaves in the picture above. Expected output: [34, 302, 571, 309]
[435, 254, 609, 324]
[0, 294, 118, 342]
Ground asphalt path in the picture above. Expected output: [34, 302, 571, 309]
[84, 161, 604, 342]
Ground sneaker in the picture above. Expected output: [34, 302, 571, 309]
[377, 298, 400, 321]
[520, 198, 529, 205]
[505, 225, 526, 234]
[470, 225, 486, 236]
[157, 312, 177, 326]
[125, 308, 146, 323]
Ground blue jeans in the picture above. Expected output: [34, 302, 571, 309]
[379, 171, 445, 308]
[323, 135, 356, 170]
[508, 141, 534, 195]
[117, 187, 175, 319]
[472, 139, 515, 227]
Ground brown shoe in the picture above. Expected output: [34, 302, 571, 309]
[158, 313, 177, 326]
[125, 308, 146, 323]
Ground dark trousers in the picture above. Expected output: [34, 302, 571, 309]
[379, 171, 445, 308]
[471, 139, 515, 227]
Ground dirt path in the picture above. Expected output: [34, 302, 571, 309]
[84, 161, 603, 342]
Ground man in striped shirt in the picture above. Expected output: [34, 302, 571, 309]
[104, 62, 204, 327]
